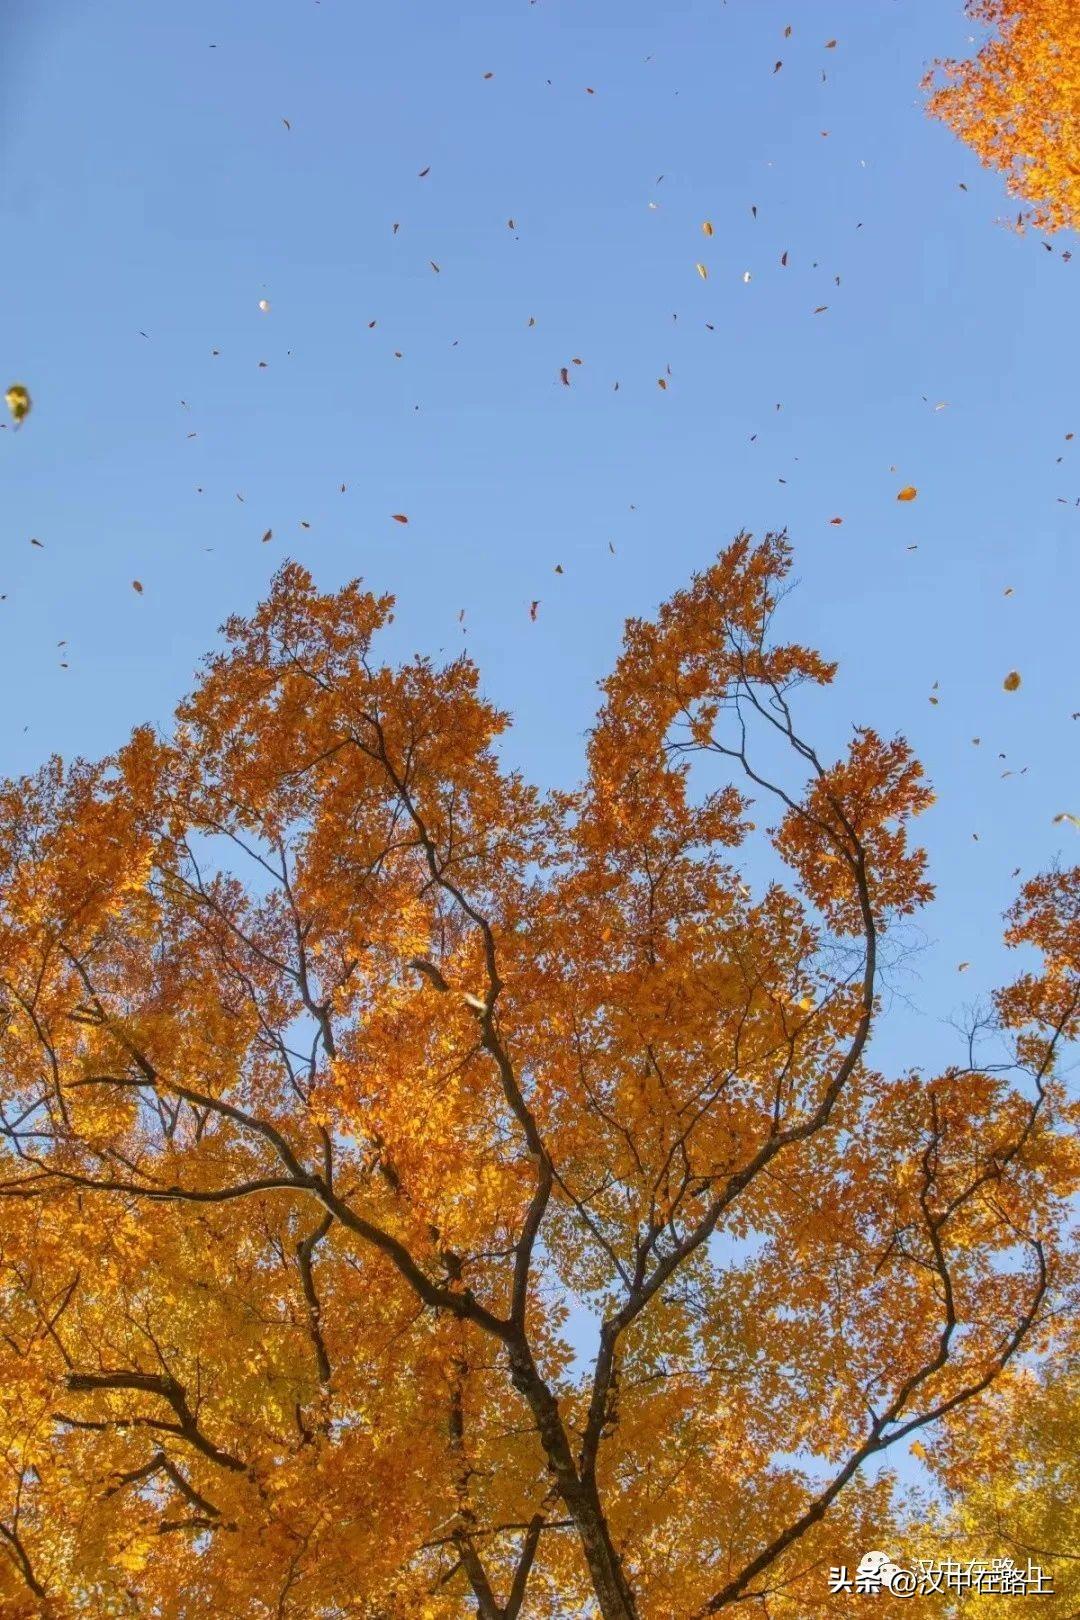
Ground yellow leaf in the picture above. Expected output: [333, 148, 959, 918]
[702, 221, 714, 236]
[5, 383, 30, 424]
[896, 485, 918, 502]
[696, 262, 709, 279]
[1003, 670, 1021, 692]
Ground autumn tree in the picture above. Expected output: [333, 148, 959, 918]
[919, 1350, 1080, 1616]
[0, 534, 1076, 1618]
[926, 0, 1080, 232]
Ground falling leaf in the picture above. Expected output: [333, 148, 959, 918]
[702, 221, 714, 236]
[483, 71, 494, 79]
[258, 299, 270, 312]
[896, 485, 918, 502]
[813, 305, 828, 314]
[418, 166, 430, 177]
[282, 118, 291, 130]
[528, 316, 536, 327]
[30, 538, 43, 548]
[300, 520, 311, 529]
[829, 517, 843, 525]
[1003, 586, 1014, 596]
[132, 580, 143, 594]
[774, 61, 783, 73]
[530, 600, 540, 620]
[560, 367, 570, 386]
[957, 962, 970, 972]
[784, 24, 792, 36]
[262, 529, 273, 543]
[554, 564, 563, 574]
[780, 251, 788, 266]
[1003, 670, 1021, 692]
[657, 377, 667, 389]
[743, 271, 752, 283]
[430, 261, 441, 273]
[696, 263, 709, 280]
[392, 514, 409, 524]
[5, 384, 30, 425]
[1052, 813, 1080, 830]
[825, 38, 837, 48]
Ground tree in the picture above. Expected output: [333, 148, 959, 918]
[925, 0, 1080, 233]
[0, 533, 1076, 1618]
[923, 1352, 1080, 1617]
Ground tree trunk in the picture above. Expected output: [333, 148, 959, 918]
[507, 1344, 639, 1620]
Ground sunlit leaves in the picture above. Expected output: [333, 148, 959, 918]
[925, 0, 1080, 231]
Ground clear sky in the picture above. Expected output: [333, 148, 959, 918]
[1, 0, 1077, 1093]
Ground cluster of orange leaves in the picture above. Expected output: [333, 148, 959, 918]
[925, 0, 1080, 232]
[0, 536, 1076, 1618]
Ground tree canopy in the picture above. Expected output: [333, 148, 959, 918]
[0, 533, 1076, 1617]
[926, 0, 1080, 232]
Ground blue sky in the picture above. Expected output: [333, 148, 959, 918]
[2, 0, 1077, 1091]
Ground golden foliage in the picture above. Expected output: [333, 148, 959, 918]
[925, 0, 1080, 232]
[0, 536, 1075, 1618]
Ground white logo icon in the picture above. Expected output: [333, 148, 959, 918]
[856, 1551, 907, 1593]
